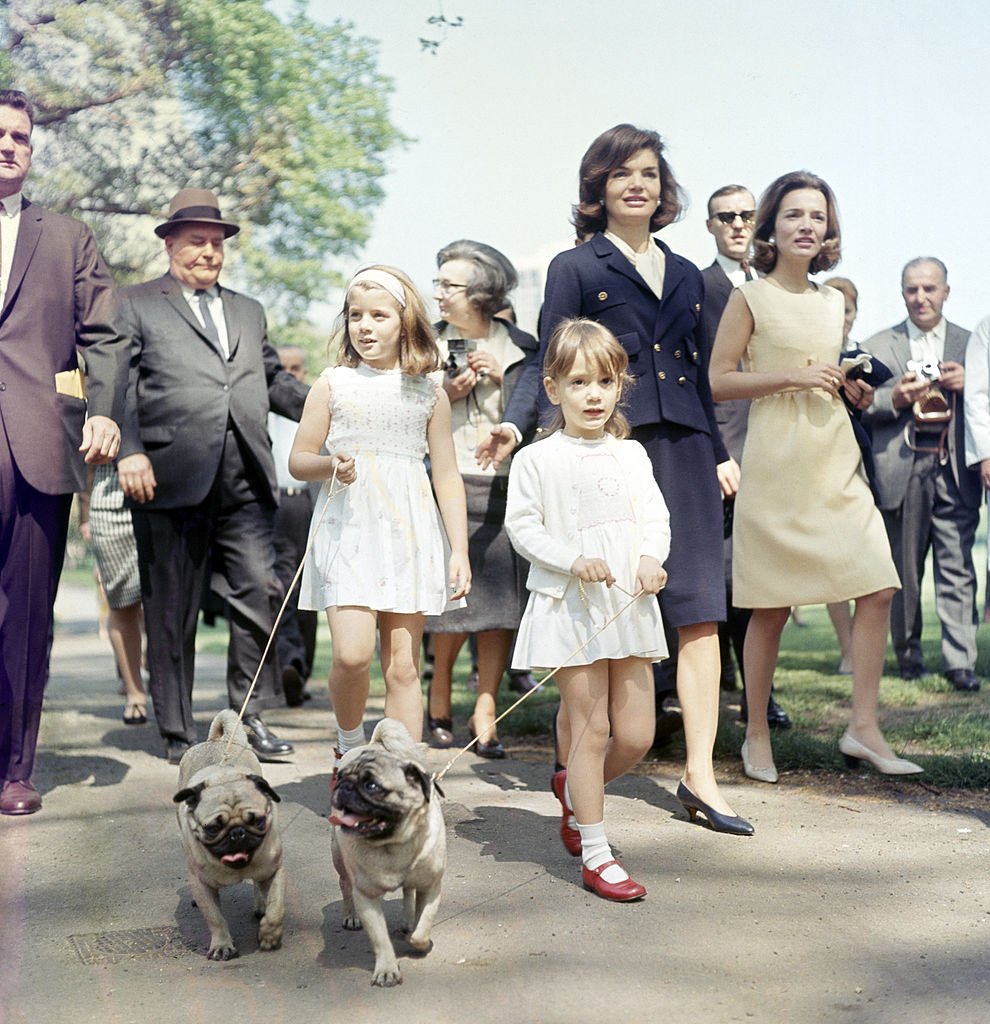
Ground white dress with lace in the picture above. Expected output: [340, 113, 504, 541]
[299, 364, 454, 615]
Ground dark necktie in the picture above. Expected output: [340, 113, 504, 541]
[740, 259, 754, 281]
[196, 289, 224, 355]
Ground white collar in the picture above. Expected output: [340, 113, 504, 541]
[906, 317, 946, 343]
[0, 192, 23, 217]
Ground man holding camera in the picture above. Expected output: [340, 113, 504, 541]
[862, 258, 981, 691]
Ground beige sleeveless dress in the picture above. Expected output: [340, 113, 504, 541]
[732, 279, 900, 607]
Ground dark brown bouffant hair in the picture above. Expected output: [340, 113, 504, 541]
[335, 265, 440, 376]
[751, 171, 841, 274]
[572, 124, 686, 238]
[541, 318, 632, 439]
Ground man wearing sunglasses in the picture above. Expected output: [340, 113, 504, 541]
[700, 185, 791, 729]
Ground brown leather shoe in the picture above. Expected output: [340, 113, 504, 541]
[1, 779, 42, 815]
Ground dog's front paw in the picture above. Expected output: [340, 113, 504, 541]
[371, 960, 403, 987]
[343, 913, 363, 931]
[406, 935, 433, 957]
[257, 917, 283, 951]
[206, 942, 239, 962]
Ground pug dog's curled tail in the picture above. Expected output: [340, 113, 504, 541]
[209, 709, 252, 750]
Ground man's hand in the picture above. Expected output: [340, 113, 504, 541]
[80, 415, 120, 464]
[117, 453, 157, 503]
[937, 360, 964, 393]
[475, 425, 519, 470]
[891, 371, 930, 410]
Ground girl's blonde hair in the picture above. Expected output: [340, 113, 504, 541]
[541, 318, 632, 439]
[334, 264, 441, 375]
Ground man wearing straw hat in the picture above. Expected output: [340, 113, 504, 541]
[117, 188, 308, 764]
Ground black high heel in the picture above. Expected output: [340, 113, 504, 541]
[425, 681, 454, 748]
[468, 718, 505, 760]
[676, 781, 754, 836]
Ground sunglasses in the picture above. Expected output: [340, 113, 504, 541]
[712, 210, 755, 225]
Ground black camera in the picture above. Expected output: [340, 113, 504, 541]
[444, 338, 477, 378]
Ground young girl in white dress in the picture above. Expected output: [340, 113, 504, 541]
[505, 318, 672, 902]
[290, 266, 470, 770]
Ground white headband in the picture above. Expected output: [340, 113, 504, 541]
[348, 266, 407, 308]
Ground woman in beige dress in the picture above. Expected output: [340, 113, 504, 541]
[710, 171, 921, 782]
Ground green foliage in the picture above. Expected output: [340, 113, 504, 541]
[3, 0, 406, 320]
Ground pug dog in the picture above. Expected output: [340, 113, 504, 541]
[330, 718, 446, 987]
[173, 710, 285, 961]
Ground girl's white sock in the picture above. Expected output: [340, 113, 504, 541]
[336, 723, 367, 755]
[577, 821, 629, 884]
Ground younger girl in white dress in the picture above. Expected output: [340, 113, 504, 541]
[290, 266, 470, 768]
[505, 318, 670, 902]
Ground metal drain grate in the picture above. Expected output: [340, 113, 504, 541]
[69, 927, 192, 964]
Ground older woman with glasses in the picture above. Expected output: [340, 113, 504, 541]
[425, 240, 539, 757]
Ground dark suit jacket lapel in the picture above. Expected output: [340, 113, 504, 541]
[945, 322, 967, 364]
[160, 274, 225, 357]
[653, 238, 690, 339]
[0, 199, 43, 322]
[591, 233, 654, 297]
[220, 286, 240, 358]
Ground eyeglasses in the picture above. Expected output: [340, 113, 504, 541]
[432, 279, 470, 296]
[712, 210, 755, 225]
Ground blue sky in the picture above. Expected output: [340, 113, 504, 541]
[276, 0, 989, 341]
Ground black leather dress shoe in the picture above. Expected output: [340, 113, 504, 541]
[165, 738, 191, 765]
[0, 779, 42, 815]
[739, 693, 792, 729]
[243, 714, 294, 760]
[282, 664, 306, 707]
[899, 662, 930, 681]
[945, 668, 981, 692]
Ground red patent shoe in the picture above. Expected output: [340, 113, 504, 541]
[550, 770, 581, 857]
[581, 860, 646, 902]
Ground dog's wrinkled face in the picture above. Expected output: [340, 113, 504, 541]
[175, 773, 279, 869]
[330, 748, 431, 841]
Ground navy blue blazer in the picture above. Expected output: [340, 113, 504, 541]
[504, 234, 728, 464]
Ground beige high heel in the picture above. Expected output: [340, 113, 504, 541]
[838, 732, 922, 775]
[741, 739, 778, 784]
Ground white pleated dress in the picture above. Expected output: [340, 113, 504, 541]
[299, 364, 458, 616]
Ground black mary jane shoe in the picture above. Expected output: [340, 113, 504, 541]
[676, 781, 754, 837]
[243, 713, 294, 760]
[468, 719, 505, 760]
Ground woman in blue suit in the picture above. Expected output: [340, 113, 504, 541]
[490, 124, 748, 835]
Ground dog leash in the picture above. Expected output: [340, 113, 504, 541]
[433, 584, 647, 785]
[222, 465, 344, 764]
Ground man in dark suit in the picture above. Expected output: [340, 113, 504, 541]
[0, 90, 128, 815]
[698, 185, 789, 728]
[116, 189, 308, 763]
[862, 258, 981, 691]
